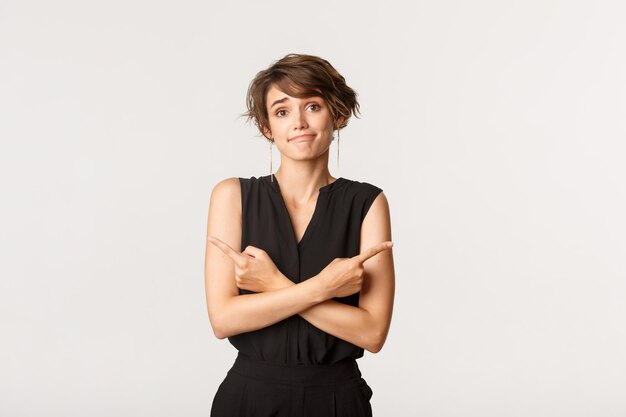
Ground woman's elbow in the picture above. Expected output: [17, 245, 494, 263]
[364, 329, 387, 353]
[208, 313, 230, 340]
[212, 326, 228, 340]
[365, 340, 385, 354]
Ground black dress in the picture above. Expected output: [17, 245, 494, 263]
[210, 174, 383, 417]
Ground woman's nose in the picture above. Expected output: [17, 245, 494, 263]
[293, 110, 308, 128]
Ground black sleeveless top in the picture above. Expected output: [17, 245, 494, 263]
[228, 174, 383, 365]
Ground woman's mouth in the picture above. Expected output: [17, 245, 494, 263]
[289, 134, 316, 142]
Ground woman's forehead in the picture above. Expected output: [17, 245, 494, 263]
[266, 84, 323, 104]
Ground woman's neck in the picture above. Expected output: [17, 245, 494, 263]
[273, 168, 336, 201]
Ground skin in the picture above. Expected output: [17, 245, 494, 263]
[204, 84, 396, 353]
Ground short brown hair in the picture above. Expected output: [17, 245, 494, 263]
[242, 53, 361, 141]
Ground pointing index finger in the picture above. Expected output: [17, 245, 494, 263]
[353, 241, 393, 264]
[207, 235, 244, 262]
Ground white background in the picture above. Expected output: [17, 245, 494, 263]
[1, 1, 625, 416]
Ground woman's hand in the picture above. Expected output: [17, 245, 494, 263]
[316, 241, 393, 299]
[207, 235, 292, 293]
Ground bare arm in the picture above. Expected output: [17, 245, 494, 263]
[205, 178, 378, 339]
[205, 178, 395, 349]
[204, 178, 330, 339]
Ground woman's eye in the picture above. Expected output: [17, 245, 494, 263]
[275, 104, 320, 117]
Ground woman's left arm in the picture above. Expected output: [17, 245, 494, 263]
[210, 192, 396, 352]
[296, 192, 395, 353]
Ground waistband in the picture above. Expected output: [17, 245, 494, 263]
[228, 352, 362, 385]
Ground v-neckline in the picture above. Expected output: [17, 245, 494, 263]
[269, 174, 345, 248]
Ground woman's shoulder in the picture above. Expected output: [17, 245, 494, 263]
[340, 178, 389, 227]
[342, 177, 383, 195]
[210, 177, 242, 205]
[210, 175, 269, 200]
[211, 176, 240, 191]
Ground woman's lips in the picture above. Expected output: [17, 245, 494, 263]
[289, 134, 316, 142]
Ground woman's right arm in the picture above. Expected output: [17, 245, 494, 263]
[204, 177, 330, 339]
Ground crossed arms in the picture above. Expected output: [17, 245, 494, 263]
[203, 177, 396, 353]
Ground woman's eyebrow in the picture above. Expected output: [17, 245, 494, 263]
[270, 96, 322, 109]
[270, 97, 289, 109]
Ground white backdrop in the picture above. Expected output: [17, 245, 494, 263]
[1, 1, 625, 416]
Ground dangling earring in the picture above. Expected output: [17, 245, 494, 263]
[336, 128, 340, 167]
[269, 138, 274, 182]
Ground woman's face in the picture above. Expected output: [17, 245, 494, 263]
[263, 84, 340, 162]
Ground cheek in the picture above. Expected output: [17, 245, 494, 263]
[266, 118, 285, 133]
[311, 112, 333, 127]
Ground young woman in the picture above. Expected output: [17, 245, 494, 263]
[204, 53, 395, 417]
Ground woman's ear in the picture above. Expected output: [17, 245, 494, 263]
[262, 126, 272, 140]
[335, 116, 347, 129]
